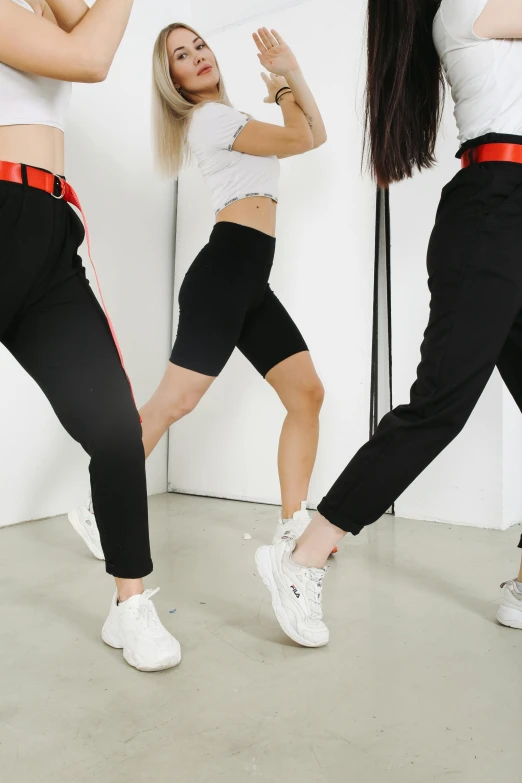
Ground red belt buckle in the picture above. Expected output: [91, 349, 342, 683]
[51, 175, 66, 200]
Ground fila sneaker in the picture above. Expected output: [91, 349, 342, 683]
[255, 538, 329, 648]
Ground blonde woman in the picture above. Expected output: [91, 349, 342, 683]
[0, 0, 180, 671]
[70, 23, 332, 556]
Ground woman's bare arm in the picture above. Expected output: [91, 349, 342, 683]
[474, 0, 522, 38]
[233, 94, 314, 158]
[0, 0, 134, 83]
[42, 0, 89, 32]
[283, 68, 327, 148]
[253, 28, 327, 149]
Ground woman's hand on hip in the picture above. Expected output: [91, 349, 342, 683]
[261, 72, 289, 104]
[253, 27, 299, 77]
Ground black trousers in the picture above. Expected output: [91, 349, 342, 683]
[0, 172, 152, 578]
[318, 159, 522, 549]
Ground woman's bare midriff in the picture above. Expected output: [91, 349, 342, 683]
[215, 196, 277, 237]
[0, 124, 65, 176]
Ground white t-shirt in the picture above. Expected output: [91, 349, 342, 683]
[0, 0, 72, 131]
[187, 102, 280, 215]
[433, 0, 522, 145]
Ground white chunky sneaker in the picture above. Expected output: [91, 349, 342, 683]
[102, 588, 181, 672]
[272, 501, 311, 545]
[497, 580, 522, 629]
[68, 499, 104, 561]
[272, 501, 338, 554]
[255, 538, 329, 648]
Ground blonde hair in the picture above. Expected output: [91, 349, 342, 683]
[152, 22, 232, 177]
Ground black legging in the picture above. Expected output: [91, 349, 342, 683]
[318, 153, 522, 549]
[0, 171, 151, 578]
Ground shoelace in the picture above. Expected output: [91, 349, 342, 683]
[133, 588, 161, 632]
[305, 568, 327, 621]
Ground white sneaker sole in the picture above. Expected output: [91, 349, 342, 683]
[68, 508, 105, 561]
[255, 545, 328, 648]
[497, 604, 522, 630]
[101, 622, 181, 672]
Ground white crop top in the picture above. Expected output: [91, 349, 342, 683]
[187, 101, 280, 215]
[433, 0, 522, 145]
[0, 0, 72, 131]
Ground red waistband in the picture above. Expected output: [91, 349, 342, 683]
[461, 143, 522, 168]
[0, 160, 67, 198]
[0, 161, 138, 412]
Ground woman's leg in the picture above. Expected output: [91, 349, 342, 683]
[495, 306, 522, 586]
[0, 192, 183, 668]
[3, 265, 181, 668]
[265, 351, 324, 518]
[3, 269, 153, 586]
[257, 164, 522, 644]
[237, 284, 320, 519]
[139, 224, 261, 456]
[139, 362, 215, 458]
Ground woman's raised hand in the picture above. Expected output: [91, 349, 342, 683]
[253, 27, 299, 77]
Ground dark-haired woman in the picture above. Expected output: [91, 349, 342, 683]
[256, 0, 522, 647]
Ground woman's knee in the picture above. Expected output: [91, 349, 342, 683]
[162, 389, 203, 426]
[287, 377, 325, 416]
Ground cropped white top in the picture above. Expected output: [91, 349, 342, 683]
[0, 0, 72, 131]
[188, 101, 280, 215]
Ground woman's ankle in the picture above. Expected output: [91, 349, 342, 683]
[115, 577, 144, 603]
[292, 512, 345, 568]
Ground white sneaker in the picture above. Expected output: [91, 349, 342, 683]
[68, 500, 104, 561]
[255, 539, 329, 648]
[272, 501, 338, 554]
[497, 580, 522, 629]
[102, 588, 181, 672]
[272, 501, 311, 545]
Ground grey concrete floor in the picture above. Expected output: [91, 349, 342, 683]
[1, 493, 521, 783]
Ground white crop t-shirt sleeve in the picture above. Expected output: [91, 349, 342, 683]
[189, 102, 251, 152]
[438, 0, 491, 42]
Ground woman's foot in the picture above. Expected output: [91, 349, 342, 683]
[68, 500, 104, 561]
[102, 588, 181, 671]
[497, 580, 522, 629]
[272, 502, 338, 554]
[255, 539, 329, 647]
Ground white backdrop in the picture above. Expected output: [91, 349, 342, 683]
[168, 0, 376, 509]
[0, 0, 189, 529]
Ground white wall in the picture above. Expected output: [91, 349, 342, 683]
[0, 0, 187, 528]
[168, 0, 376, 509]
[190, 0, 307, 34]
[390, 97, 522, 530]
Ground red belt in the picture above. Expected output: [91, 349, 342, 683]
[461, 143, 522, 168]
[0, 161, 137, 409]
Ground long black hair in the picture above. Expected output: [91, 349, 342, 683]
[364, 0, 445, 187]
